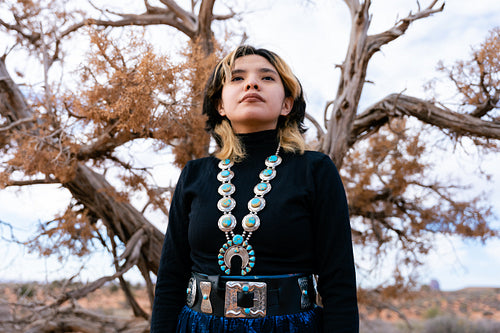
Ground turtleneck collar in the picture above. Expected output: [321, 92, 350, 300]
[236, 129, 280, 156]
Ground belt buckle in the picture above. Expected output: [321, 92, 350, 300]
[224, 281, 267, 318]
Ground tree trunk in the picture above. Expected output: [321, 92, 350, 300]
[321, 1, 371, 168]
[64, 163, 164, 274]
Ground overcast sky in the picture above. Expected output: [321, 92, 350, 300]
[1, 0, 500, 291]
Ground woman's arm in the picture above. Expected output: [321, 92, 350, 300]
[311, 154, 359, 332]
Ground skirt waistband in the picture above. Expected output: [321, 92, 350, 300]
[186, 272, 316, 318]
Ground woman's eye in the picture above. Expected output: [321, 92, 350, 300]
[231, 76, 243, 81]
[262, 76, 275, 81]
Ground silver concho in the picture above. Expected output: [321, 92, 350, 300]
[248, 197, 266, 213]
[217, 197, 236, 212]
[254, 182, 271, 196]
[218, 214, 237, 232]
[242, 214, 260, 232]
[218, 159, 234, 169]
[259, 168, 276, 181]
[265, 155, 282, 168]
[217, 169, 234, 182]
[218, 183, 235, 196]
[186, 276, 197, 307]
[298, 276, 311, 309]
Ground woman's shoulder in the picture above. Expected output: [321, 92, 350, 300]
[180, 156, 218, 178]
[185, 155, 217, 168]
[301, 150, 337, 168]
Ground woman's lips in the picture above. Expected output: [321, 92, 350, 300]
[240, 93, 264, 102]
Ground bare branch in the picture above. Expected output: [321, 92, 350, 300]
[46, 234, 144, 309]
[353, 93, 500, 142]
[323, 100, 334, 129]
[159, 0, 197, 31]
[343, 0, 361, 17]
[76, 125, 140, 160]
[366, 1, 444, 57]
[109, 229, 149, 319]
[144, 0, 171, 15]
[213, 11, 237, 21]
[60, 14, 196, 41]
[197, 0, 216, 54]
[0, 58, 32, 122]
[0, 18, 41, 44]
[0, 117, 36, 132]
[5, 178, 60, 187]
[305, 112, 325, 141]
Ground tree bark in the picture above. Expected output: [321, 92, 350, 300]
[321, 0, 444, 168]
[0, 58, 33, 126]
[63, 164, 164, 274]
[352, 93, 500, 142]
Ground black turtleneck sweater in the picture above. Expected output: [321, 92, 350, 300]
[151, 130, 359, 332]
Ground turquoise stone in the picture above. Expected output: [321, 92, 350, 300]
[243, 241, 248, 247]
[186, 288, 190, 294]
[250, 198, 261, 207]
[248, 250, 255, 255]
[228, 241, 233, 246]
[203, 295, 208, 300]
[221, 198, 232, 208]
[242, 285, 249, 292]
[218, 260, 224, 265]
[245, 267, 251, 273]
[221, 170, 230, 177]
[303, 290, 308, 295]
[223, 159, 230, 165]
[249, 262, 255, 268]
[232, 234, 243, 245]
[241, 270, 247, 276]
[245, 216, 256, 227]
[257, 183, 267, 191]
[244, 308, 251, 314]
[218, 254, 223, 259]
[247, 245, 252, 250]
[221, 184, 231, 192]
[263, 169, 272, 176]
[269, 155, 278, 162]
[222, 217, 232, 227]
[249, 257, 255, 262]
[221, 265, 226, 271]
[223, 244, 228, 249]
[220, 248, 225, 253]
[225, 269, 230, 274]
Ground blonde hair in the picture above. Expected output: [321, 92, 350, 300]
[214, 120, 305, 162]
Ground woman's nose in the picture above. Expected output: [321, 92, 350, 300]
[245, 78, 259, 91]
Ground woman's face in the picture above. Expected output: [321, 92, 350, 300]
[218, 55, 293, 134]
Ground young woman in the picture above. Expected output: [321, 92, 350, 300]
[151, 45, 359, 332]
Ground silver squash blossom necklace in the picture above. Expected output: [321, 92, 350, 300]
[217, 144, 281, 275]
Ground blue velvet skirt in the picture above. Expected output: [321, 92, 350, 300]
[176, 305, 323, 333]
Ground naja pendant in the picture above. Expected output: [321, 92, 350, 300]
[218, 237, 255, 275]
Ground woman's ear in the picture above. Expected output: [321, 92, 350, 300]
[280, 97, 293, 116]
[218, 101, 226, 116]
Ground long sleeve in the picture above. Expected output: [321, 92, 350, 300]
[311, 155, 359, 332]
[150, 163, 193, 333]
